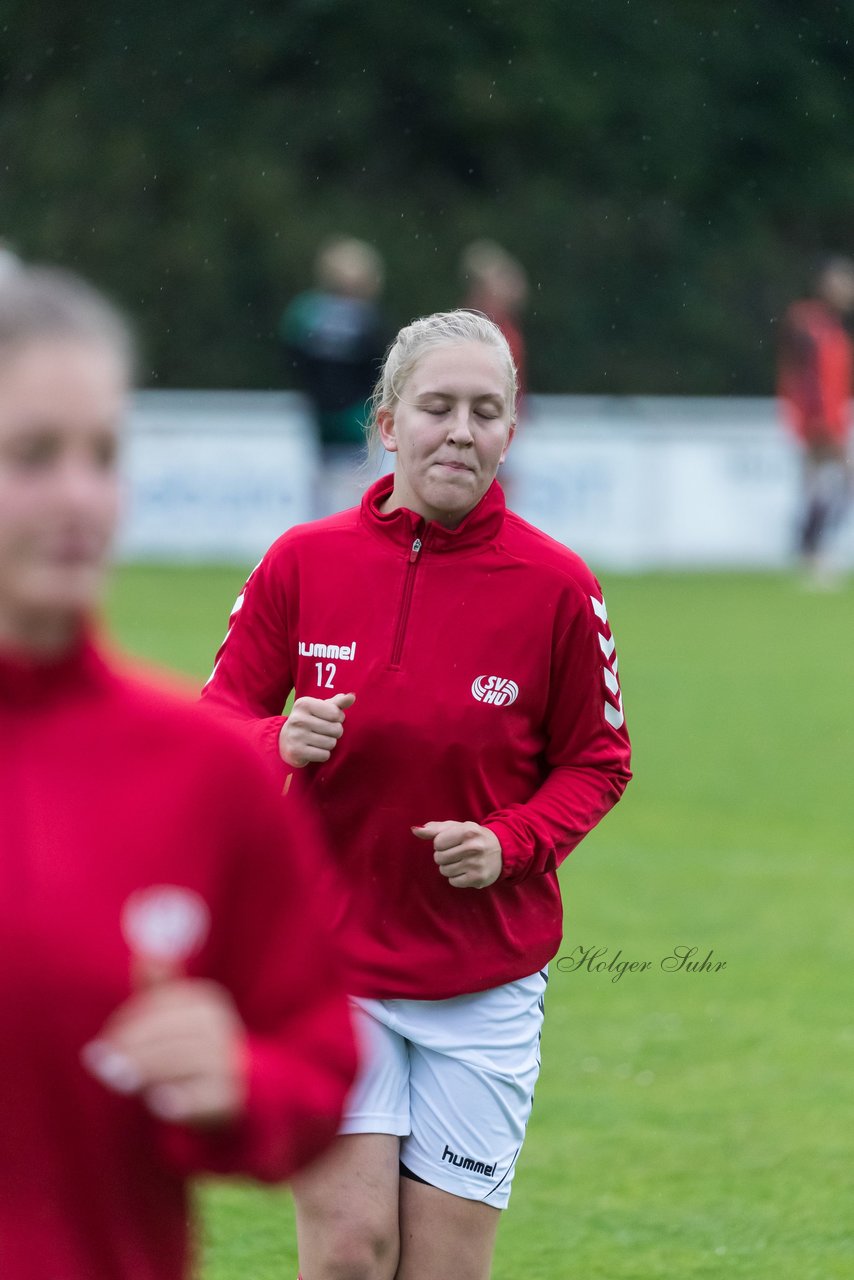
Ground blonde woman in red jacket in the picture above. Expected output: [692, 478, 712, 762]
[203, 310, 632, 1280]
[0, 266, 357, 1280]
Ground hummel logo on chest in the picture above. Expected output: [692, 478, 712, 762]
[298, 640, 357, 660]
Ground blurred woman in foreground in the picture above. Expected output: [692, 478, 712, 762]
[0, 265, 356, 1280]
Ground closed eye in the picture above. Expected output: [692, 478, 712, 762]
[10, 435, 60, 470]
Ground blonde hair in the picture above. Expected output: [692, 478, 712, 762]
[0, 265, 134, 373]
[365, 309, 517, 457]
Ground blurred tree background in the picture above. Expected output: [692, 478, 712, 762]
[1, 0, 852, 392]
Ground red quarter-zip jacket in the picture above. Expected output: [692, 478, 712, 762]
[0, 633, 356, 1280]
[202, 474, 632, 1000]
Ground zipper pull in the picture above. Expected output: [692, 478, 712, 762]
[409, 537, 422, 564]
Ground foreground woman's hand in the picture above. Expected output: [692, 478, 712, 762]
[82, 980, 246, 1127]
[412, 821, 503, 889]
[279, 692, 356, 767]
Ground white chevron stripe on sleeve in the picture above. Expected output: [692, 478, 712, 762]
[598, 632, 616, 661]
[590, 593, 608, 623]
[604, 700, 625, 730]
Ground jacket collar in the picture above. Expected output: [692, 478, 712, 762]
[0, 624, 113, 708]
[360, 473, 506, 553]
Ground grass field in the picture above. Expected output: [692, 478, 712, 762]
[106, 566, 854, 1280]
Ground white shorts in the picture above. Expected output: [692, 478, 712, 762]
[340, 968, 547, 1209]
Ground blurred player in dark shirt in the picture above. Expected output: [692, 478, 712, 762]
[281, 237, 386, 514]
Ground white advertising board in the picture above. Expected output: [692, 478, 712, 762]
[118, 392, 853, 570]
[117, 392, 316, 562]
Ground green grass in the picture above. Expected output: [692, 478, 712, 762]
[106, 566, 854, 1279]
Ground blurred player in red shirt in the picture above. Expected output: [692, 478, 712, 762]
[460, 240, 528, 406]
[0, 265, 357, 1280]
[778, 256, 854, 585]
